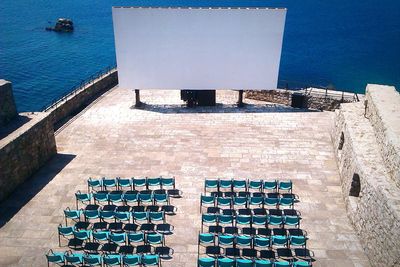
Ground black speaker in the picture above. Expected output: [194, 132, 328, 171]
[197, 90, 216, 106]
[291, 93, 307, 108]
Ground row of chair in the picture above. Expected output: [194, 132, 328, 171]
[204, 179, 293, 193]
[204, 226, 306, 238]
[199, 233, 307, 250]
[46, 250, 161, 267]
[198, 257, 310, 267]
[203, 207, 300, 217]
[202, 214, 301, 230]
[76, 191, 174, 208]
[201, 196, 296, 211]
[206, 192, 296, 198]
[88, 177, 176, 192]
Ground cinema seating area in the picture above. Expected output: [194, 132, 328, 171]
[46, 177, 182, 267]
[198, 179, 313, 267]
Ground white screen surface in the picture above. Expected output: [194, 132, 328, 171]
[112, 7, 286, 90]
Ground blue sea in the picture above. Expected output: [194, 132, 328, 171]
[1, 0, 399, 112]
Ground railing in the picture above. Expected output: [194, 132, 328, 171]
[41, 64, 116, 112]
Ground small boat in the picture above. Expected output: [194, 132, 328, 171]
[46, 18, 74, 32]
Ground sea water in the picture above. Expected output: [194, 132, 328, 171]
[0, 0, 399, 111]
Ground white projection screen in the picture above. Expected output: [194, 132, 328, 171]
[112, 7, 286, 90]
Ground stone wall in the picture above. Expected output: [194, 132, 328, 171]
[365, 84, 400, 187]
[0, 80, 17, 126]
[246, 88, 356, 111]
[47, 69, 118, 126]
[0, 113, 57, 202]
[331, 88, 400, 266]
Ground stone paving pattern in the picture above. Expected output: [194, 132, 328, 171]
[0, 88, 370, 266]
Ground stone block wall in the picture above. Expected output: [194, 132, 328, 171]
[331, 99, 400, 266]
[0, 80, 17, 126]
[245, 90, 291, 105]
[0, 113, 57, 202]
[365, 84, 400, 187]
[47, 69, 118, 125]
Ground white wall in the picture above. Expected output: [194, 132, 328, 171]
[112, 7, 286, 90]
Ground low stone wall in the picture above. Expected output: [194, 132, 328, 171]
[47, 69, 118, 126]
[246, 88, 354, 111]
[331, 101, 400, 267]
[0, 113, 57, 202]
[365, 84, 400, 187]
[0, 80, 17, 126]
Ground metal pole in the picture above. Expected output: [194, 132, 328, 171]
[237, 90, 244, 108]
[135, 89, 142, 107]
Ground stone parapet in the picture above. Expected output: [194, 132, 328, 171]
[331, 101, 400, 267]
[46, 69, 118, 126]
[0, 112, 57, 202]
[0, 80, 17, 126]
[365, 84, 400, 187]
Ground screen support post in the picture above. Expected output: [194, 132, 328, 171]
[135, 89, 142, 107]
[237, 90, 244, 107]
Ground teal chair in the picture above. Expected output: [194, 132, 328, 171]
[233, 179, 247, 191]
[201, 213, 217, 232]
[139, 193, 153, 205]
[271, 235, 288, 248]
[88, 178, 102, 192]
[219, 179, 233, 191]
[204, 179, 219, 193]
[199, 232, 215, 247]
[264, 197, 279, 208]
[293, 261, 311, 267]
[269, 215, 283, 228]
[118, 177, 133, 190]
[142, 254, 160, 266]
[64, 207, 82, 226]
[103, 177, 117, 190]
[218, 214, 234, 226]
[83, 253, 102, 266]
[65, 251, 84, 266]
[147, 177, 161, 188]
[200, 195, 215, 212]
[114, 211, 131, 223]
[123, 191, 139, 206]
[146, 233, 164, 246]
[218, 234, 235, 247]
[133, 178, 147, 189]
[109, 232, 126, 246]
[279, 197, 295, 208]
[100, 210, 115, 221]
[84, 209, 100, 222]
[75, 191, 92, 209]
[73, 230, 92, 247]
[236, 235, 252, 248]
[45, 249, 65, 267]
[217, 197, 232, 208]
[218, 257, 235, 267]
[274, 261, 292, 267]
[133, 211, 149, 223]
[233, 196, 248, 208]
[93, 230, 109, 243]
[236, 258, 254, 267]
[254, 236, 270, 249]
[160, 177, 175, 189]
[278, 180, 293, 193]
[249, 196, 264, 207]
[249, 180, 263, 191]
[128, 231, 145, 245]
[198, 257, 216, 267]
[154, 193, 169, 205]
[289, 235, 307, 248]
[285, 215, 301, 228]
[108, 192, 123, 205]
[94, 192, 109, 205]
[263, 180, 277, 192]
[57, 224, 75, 246]
[103, 254, 121, 266]
[123, 254, 141, 266]
[255, 259, 273, 267]
[252, 215, 268, 227]
[149, 211, 165, 223]
[236, 215, 251, 227]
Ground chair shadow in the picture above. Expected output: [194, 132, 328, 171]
[0, 153, 76, 228]
[132, 102, 321, 114]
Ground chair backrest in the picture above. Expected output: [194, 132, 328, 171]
[236, 215, 251, 225]
[249, 180, 263, 190]
[263, 180, 277, 190]
[272, 235, 288, 246]
[199, 233, 215, 245]
[110, 232, 126, 244]
[219, 179, 233, 189]
[147, 233, 163, 245]
[236, 235, 252, 247]
[217, 197, 232, 207]
[147, 177, 161, 187]
[123, 254, 141, 266]
[58, 225, 75, 236]
[198, 257, 216, 267]
[269, 215, 283, 225]
[274, 261, 292, 267]
[133, 178, 147, 187]
[290, 235, 307, 247]
[254, 236, 270, 248]
[83, 254, 102, 266]
[279, 180, 293, 191]
[285, 215, 300, 226]
[255, 259, 273, 267]
[201, 195, 215, 204]
[103, 178, 117, 188]
[205, 179, 219, 189]
[218, 257, 235, 267]
[234, 197, 247, 206]
[128, 231, 144, 243]
[236, 258, 254, 267]
[73, 230, 91, 240]
[88, 178, 102, 189]
[218, 214, 233, 224]
[233, 179, 247, 190]
[93, 230, 109, 241]
[64, 208, 82, 219]
[65, 252, 84, 264]
[202, 213, 217, 223]
[133, 211, 148, 221]
[114, 211, 131, 221]
[84, 209, 100, 219]
[218, 234, 235, 246]
[118, 178, 132, 187]
[46, 251, 65, 264]
[160, 177, 175, 188]
[149, 211, 164, 221]
[141, 254, 159, 265]
[103, 254, 121, 266]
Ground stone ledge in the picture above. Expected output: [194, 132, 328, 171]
[332, 102, 400, 266]
[365, 84, 400, 187]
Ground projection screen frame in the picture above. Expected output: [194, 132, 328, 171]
[112, 7, 286, 90]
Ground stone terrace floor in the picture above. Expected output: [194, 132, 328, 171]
[0, 88, 370, 266]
